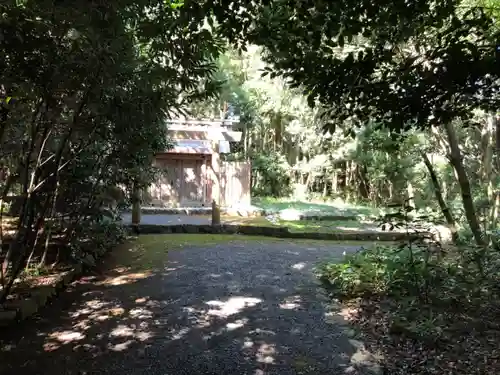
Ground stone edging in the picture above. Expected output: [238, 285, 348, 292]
[285, 214, 359, 221]
[120, 208, 363, 221]
[128, 224, 420, 242]
[0, 246, 113, 328]
[120, 207, 267, 217]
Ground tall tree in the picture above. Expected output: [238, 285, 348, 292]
[249, 0, 500, 244]
[0, 0, 252, 301]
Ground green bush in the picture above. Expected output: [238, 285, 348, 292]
[319, 244, 449, 299]
[316, 245, 413, 297]
[70, 221, 127, 264]
[317, 240, 500, 309]
[251, 152, 292, 197]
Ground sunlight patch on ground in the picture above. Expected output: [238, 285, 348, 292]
[109, 324, 153, 340]
[206, 297, 262, 318]
[106, 323, 154, 352]
[96, 271, 151, 286]
[279, 295, 302, 310]
[49, 330, 85, 343]
[226, 318, 248, 331]
[242, 337, 254, 349]
[70, 299, 115, 320]
[347, 345, 384, 374]
[255, 342, 276, 364]
[171, 327, 191, 340]
[157, 296, 264, 343]
[291, 262, 306, 270]
[248, 328, 276, 336]
[71, 307, 126, 331]
[202, 318, 250, 341]
[129, 307, 154, 319]
[41, 290, 160, 353]
[110, 324, 135, 337]
[108, 339, 135, 352]
[324, 305, 358, 326]
[43, 330, 86, 352]
[339, 306, 358, 321]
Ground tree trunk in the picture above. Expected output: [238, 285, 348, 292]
[406, 181, 415, 209]
[490, 115, 500, 230]
[38, 178, 61, 268]
[388, 181, 393, 201]
[131, 182, 141, 225]
[274, 113, 282, 152]
[305, 172, 312, 193]
[331, 171, 338, 194]
[421, 152, 459, 243]
[441, 178, 447, 201]
[444, 121, 485, 246]
[345, 161, 352, 201]
[357, 164, 369, 199]
[322, 172, 328, 197]
[242, 125, 248, 157]
[481, 114, 494, 180]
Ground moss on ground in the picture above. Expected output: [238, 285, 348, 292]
[252, 197, 379, 216]
[282, 219, 381, 232]
[115, 234, 386, 272]
[222, 215, 382, 233]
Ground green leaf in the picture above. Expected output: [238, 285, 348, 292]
[338, 34, 344, 48]
[169, 0, 184, 10]
[307, 94, 315, 108]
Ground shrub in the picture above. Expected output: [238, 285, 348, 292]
[316, 241, 500, 305]
[251, 152, 292, 197]
[316, 240, 500, 344]
[316, 244, 431, 298]
[70, 221, 127, 264]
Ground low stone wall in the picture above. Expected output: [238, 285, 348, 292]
[121, 207, 266, 217]
[128, 224, 419, 242]
[290, 214, 358, 221]
[121, 207, 364, 221]
[0, 245, 113, 328]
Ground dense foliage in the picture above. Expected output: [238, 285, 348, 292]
[2, 0, 500, 372]
[183, 3, 500, 372]
[0, 0, 242, 301]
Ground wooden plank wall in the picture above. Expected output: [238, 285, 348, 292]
[220, 161, 251, 207]
[149, 158, 250, 208]
[149, 158, 206, 207]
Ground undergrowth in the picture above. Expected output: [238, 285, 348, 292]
[316, 201, 500, 374]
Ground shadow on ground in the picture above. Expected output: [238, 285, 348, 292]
[0, 237, 374, 375]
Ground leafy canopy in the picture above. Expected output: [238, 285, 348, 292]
[248, 0, 500, 132]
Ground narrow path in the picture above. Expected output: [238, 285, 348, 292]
[0, 238, 370, 374]
[120, 213, 211, 225]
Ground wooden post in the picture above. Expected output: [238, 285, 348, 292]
[212, 141, 221, 206]
[211, 199, 221, 225]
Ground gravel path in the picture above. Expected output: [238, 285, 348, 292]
[0, 239, 374, 374]
[120, 213, 211, 225]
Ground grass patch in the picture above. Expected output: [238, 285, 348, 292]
[252, 197, 378, 217]
[222, 215, 279, 226]
[120, 234, 377, 268]
[134, 233, 377, 246]
[115, 234, 239, 271]
[283, 219, 382, 233]
[222, 215, 384, 233]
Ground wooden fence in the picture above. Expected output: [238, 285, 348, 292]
[220, 161, 251, 207]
